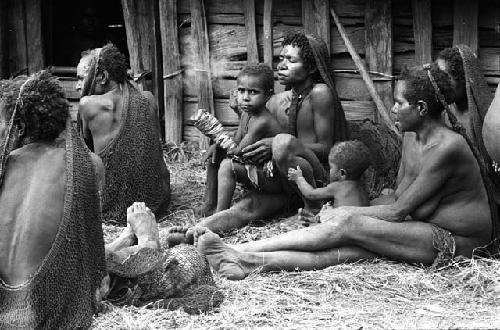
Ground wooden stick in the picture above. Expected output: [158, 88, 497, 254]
[412, 0, 432, 65]
[263, 0, 273, 67]
[330, 7, 400, 138]
[244, 0, 259, 63]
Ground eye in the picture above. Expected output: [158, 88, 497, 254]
[237, 88, 244, 93]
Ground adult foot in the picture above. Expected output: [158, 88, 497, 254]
[298, 208, 320, 227]
[127, 202, 159, 249]
[194, 204, 216, 218]
[165, 226, 194, 247]
[194, 227, 257, 280]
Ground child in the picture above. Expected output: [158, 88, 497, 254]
[287, 140, 371, 225]
[214, 64, 284, 213]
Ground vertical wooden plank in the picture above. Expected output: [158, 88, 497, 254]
[412, 0, 432, 66]
[365, 0, 393, 122]
[153, 0, 165, 139]
[243, 0, 259, 63]
[453, 0, 478, 55]
[191, 0, 214, 149]
[8, 0, 28, 76]
[0, 0, 7, 78]
[302, 0, 330, 52]
[121, 0, 155, 90]
[25, 0, 44, 73]
[263, 0, 273, 67]
[160, 0, 183, 143]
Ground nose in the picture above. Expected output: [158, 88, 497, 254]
[76, 80, 82, 92]
[242, 91, 250, 100]
[391, 103, 398, 115]
[277, 60, 286, 71]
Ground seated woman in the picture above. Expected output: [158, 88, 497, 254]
[191, 63, 494, 280]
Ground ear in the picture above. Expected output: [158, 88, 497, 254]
[339, 168, 347, 179]
[416, 100, 428, 117]
[307, 65, 318, 77]
[99, 70, 110, 85]
[17, 121, 26, 137]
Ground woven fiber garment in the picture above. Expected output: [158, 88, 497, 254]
[98, 82, 170, 225]
[0, 123, 106, 329]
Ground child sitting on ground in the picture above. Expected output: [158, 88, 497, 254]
[287, 140, 371, 225]
[214, 64, 284, 213]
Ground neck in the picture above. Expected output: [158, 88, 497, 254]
[291, 77, 314, 95]
[455, 98, 468, 113]
[413, 118, 443, 144]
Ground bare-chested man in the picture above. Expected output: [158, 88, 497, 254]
[174, 33, 348, 238]
[191, 63, 493, 280]
[77, 43, 170, 225]
[0, 72, 105, 328]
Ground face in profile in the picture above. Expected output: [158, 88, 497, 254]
[76, 56, 92, 97]
[236, 74, 269, 114]
[276, 45, 312, 86]
[392, 80, 421, 132]
[328, 162, 343, 182]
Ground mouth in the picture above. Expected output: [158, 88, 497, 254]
[277, 73, 287, 79]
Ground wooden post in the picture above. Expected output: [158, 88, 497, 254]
[302, 0, 330, 52]
[365, 0, 393, 123]
[412, 0, 432, 66]
[159, 0, 183, 143]
[453, 0, 478, 55]
[0, 0, 7, 78]
[8, 0, 28, 76]
[121, 0, 155, 91]
[25, 0, 44, 73]
[243, 0, 259, 63]
[191, 0, 214, 149]
[263, 0, 273, 67]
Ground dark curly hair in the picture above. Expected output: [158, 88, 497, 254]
[437, 47, 465, 82]
[329, 140, 371, 180]
[82, 42, 128, 83]
[398, 63, 455, 119]
[15, 71, 69, 141]
[282, 32, 316, 71]
[238, 63, 274, 95]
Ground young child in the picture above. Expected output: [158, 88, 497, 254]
[287, 140, 371, 225]
[214, 64, 284, 213]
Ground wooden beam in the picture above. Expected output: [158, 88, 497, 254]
[159, 0, 183, 144]
[302, 0, 330, 52]
[263, 0, 273, 67]
[121, 0, 155, 90]
[0, 0, 7, 78]
[8, 0, 28, 76]
[191, 0, 214, 149]
[243, 0, 259, 63]
[453, 0, 478, 55]
[412, 0, 432, 66]
[364, 0, 393, 124]
[25, 0, 44, 73]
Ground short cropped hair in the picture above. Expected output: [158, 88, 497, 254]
[329, 140, 371, 180]
[282, 32, 316, 71]
[82, 43, 128, 83]
[437, 47, 465, 82]
[399, 64, 455, 119]
[238, 63, 274, 95]
[15, 71, 69, 141]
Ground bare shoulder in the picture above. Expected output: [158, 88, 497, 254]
[79, 95, 113, 115]
[310, 83, 333, 101]
[430, 129, 473, 167]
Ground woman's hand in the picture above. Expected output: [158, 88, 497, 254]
[241, 137, 273, 164]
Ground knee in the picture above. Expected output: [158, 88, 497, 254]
[272, 134, 296, 164]
[218, 159, 234, 177]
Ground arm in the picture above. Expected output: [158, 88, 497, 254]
[78, 97, 95, 150]
[230, 118, 268, 155]
[306, 85, 335, 160]
[332, 141, 458, 222]
[288, 166, 336, 201]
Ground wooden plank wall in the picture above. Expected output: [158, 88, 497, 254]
[177, 0, 499, 143]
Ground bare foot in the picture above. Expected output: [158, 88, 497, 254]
[194, 204, 216, 218]
[165, 226, 194, 247]
[194, 227, 256, 280]
[127, 202, 159, 249]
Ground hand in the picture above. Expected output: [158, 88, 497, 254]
[201, 144, 218, 164]
[287, 166, 303, 181]
[241, 137, 273, 164]
[227, 146, 240, 157]
[298, 208, 320, 227]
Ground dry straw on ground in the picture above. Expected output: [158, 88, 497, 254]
[93, 147, 500, 329]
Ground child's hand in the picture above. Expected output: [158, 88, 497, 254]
[287, 166, 303, 181]
[201, 144, 218, 165]
[227, 146, 240, 157]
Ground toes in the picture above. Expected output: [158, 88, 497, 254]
[219, 262, 246, 280]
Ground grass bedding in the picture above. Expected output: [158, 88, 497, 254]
[92, 148, 500, 329]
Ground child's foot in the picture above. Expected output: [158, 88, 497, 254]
[298, 208, 320, 227]
[165, 226, 195, 247]
[127, 202, 159, 249]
